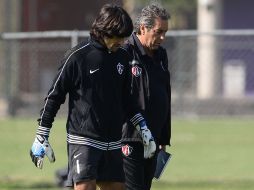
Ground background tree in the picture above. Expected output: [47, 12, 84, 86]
[124, 0, 197, 30]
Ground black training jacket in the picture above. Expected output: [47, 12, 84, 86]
[36, 37, 144, 150]
[122, 33, 171, 146]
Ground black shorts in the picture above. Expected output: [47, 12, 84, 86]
[66, 144, 125, 187]
[122, 142, 158, 190]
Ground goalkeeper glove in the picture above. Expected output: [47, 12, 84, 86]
[136, 120, 156, 159]
[30, 134, 55, 169]
[144, 140, 156, 159]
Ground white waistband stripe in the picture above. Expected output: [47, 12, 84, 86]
[67, 134, 122, 150]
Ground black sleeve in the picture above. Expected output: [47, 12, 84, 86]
[159, 49, 171, 146]
[159, 88, 171, 145]
[36, 56, 78, 136]
[122, 45, 146, 127]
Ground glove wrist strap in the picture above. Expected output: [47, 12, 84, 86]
[136, 120, 148, 132]
[35, 134, 48, 144]
[129, 113, 149, 132]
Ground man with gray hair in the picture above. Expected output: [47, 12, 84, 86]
[121, 3, 171, 190]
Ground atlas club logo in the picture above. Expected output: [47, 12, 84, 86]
[122, 144, 133, 156]
[132, 65, 142, 77]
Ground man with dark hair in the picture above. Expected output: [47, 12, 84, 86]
[29, 4, 155, 190]
[121, 4, 171, 190]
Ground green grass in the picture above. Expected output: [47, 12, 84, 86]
[0, 117, 254, 190]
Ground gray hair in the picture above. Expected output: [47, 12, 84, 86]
[135, 4, 170, 34]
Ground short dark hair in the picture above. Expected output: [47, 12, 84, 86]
[90, 4, 133, 40]
[135, 4, 170, 34]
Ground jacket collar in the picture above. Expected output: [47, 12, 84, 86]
[129, 33, 147, 56]
[89, 36, 109, 52]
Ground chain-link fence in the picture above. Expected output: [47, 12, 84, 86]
[1, 30, 254, 117]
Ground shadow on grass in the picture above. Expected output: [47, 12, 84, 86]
[1, 179, 254, 190]
[0, 181, 66, 190]
[153, 179, 254, 189]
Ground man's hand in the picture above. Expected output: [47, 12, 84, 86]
[30, 135, 55, 169]
[159, 145, 166, 151]
[136, 121, 156, 159]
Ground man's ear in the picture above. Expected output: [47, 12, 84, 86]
[140, 24, 146, 35]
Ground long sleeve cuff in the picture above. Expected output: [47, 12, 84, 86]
[36, 126, 51, 137]
[130, 113, 144, 126]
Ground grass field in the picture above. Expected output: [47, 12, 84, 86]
[0, 117, 254, 190]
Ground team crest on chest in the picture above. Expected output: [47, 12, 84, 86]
[132, 65, 142, 77]
[122, 144, 133, 156]
[117, 63, 124, 75]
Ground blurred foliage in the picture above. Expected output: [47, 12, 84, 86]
[134, 0, 197, 29]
